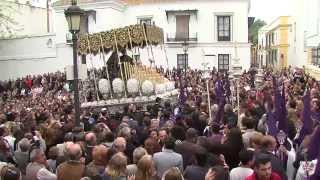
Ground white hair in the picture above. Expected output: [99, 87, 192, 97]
[18, 138, 31, 152]
[133, 147, 147, 163]
[30, 149, 44, 162]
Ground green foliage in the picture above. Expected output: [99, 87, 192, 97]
[249, 19, 266, 45]
[0, 1, 18, 38]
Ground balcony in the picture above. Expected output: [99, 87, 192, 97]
[166, 33, 198, 43]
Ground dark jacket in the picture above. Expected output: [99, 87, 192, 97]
[223, 111, 238, 127]
[85, 162, 106, 180]
[175, 141, 202, 168]
[183, 165, 208, 180]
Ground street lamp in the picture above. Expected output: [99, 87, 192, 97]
[182, 40, 189, 77]
[65, 0, 84, 127]
[202, 65, 212, 123]
[231, 73, 241, 128]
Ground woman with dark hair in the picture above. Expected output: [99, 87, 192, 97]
[183, 148, 209, 180]
[219, 127, 244, 170]
[144, 137, 161, 156]
[170, 126, 185, 143]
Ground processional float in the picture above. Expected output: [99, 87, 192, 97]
[78, 24, 178, 108]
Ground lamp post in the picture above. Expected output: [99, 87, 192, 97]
[202, 63, 212, 123]
[231, 41, 242, 127]
[64, 0, 84, 127]
[182, 40, 189, 77]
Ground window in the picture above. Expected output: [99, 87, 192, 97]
[139, 18, 152, 25]
[176, 15, 190, 40]
[273, 49, 278, 66]
[270, 50, 275, 66]
[134, 55, 141, 63]
[272, 32, 275, 45]
[217, 16, 231, 41]
[268, 34, 271, 47]
[312, 48, 320, 65]
[177, 54, 188, 69]
[218, 54, 229, 71]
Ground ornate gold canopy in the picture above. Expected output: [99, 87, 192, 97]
[78, 24, 164, 55]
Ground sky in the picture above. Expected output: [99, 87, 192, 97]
[249, 0, 293, 23]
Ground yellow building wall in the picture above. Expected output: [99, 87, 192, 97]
[280, 46, 288, 68]
[280, 16, 289, 26]
[279, 25, 289, 68]
[265, 16, 291, 68]
[307, 48, 312, 64]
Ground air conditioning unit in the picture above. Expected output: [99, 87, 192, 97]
[66, 33, 72, 44]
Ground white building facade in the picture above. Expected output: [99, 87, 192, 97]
[290, 0, 320, 79]
[0, 0, 55, 80]
[257, 26, 267, 68]
[0, 0, 251, 80]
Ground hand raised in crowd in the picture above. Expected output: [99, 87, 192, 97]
[127, 175, 135, 180]
[205, 169, 216, 180]
[278, 144, 288, 156]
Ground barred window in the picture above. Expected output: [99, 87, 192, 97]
[218, 54, 229, 72]
[217, 16, 231, 41]
[177, 54, 188, 69]
[312, 48, 320, 65]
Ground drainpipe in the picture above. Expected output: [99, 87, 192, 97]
[47, 0, 50, 33]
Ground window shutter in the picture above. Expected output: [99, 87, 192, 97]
[176, 15, 190, 40]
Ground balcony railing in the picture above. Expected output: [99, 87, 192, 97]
[166, 32, 198, 42]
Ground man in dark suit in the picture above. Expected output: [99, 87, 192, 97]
[175, 128, 202, 168]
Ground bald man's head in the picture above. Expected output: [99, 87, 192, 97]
[85, 132, 97, 146]
[67, 143, 82, 161]
[113, 137, 126, 152]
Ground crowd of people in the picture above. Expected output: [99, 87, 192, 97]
[0, 66, 319, 180]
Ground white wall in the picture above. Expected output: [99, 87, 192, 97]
[89, 8, 125, 33]
[124, 0, 249, 43]
[0, 34, 75, 80]
[304, 0, 319, 42]
[0, 0, 250, 80]
[289, 0, 309, 67]
[53, 0, 126, 43]
[123, 0, 251, 71]
[1, 0, 52, 37]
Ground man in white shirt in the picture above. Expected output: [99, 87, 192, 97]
[230, 149, 254, 180]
